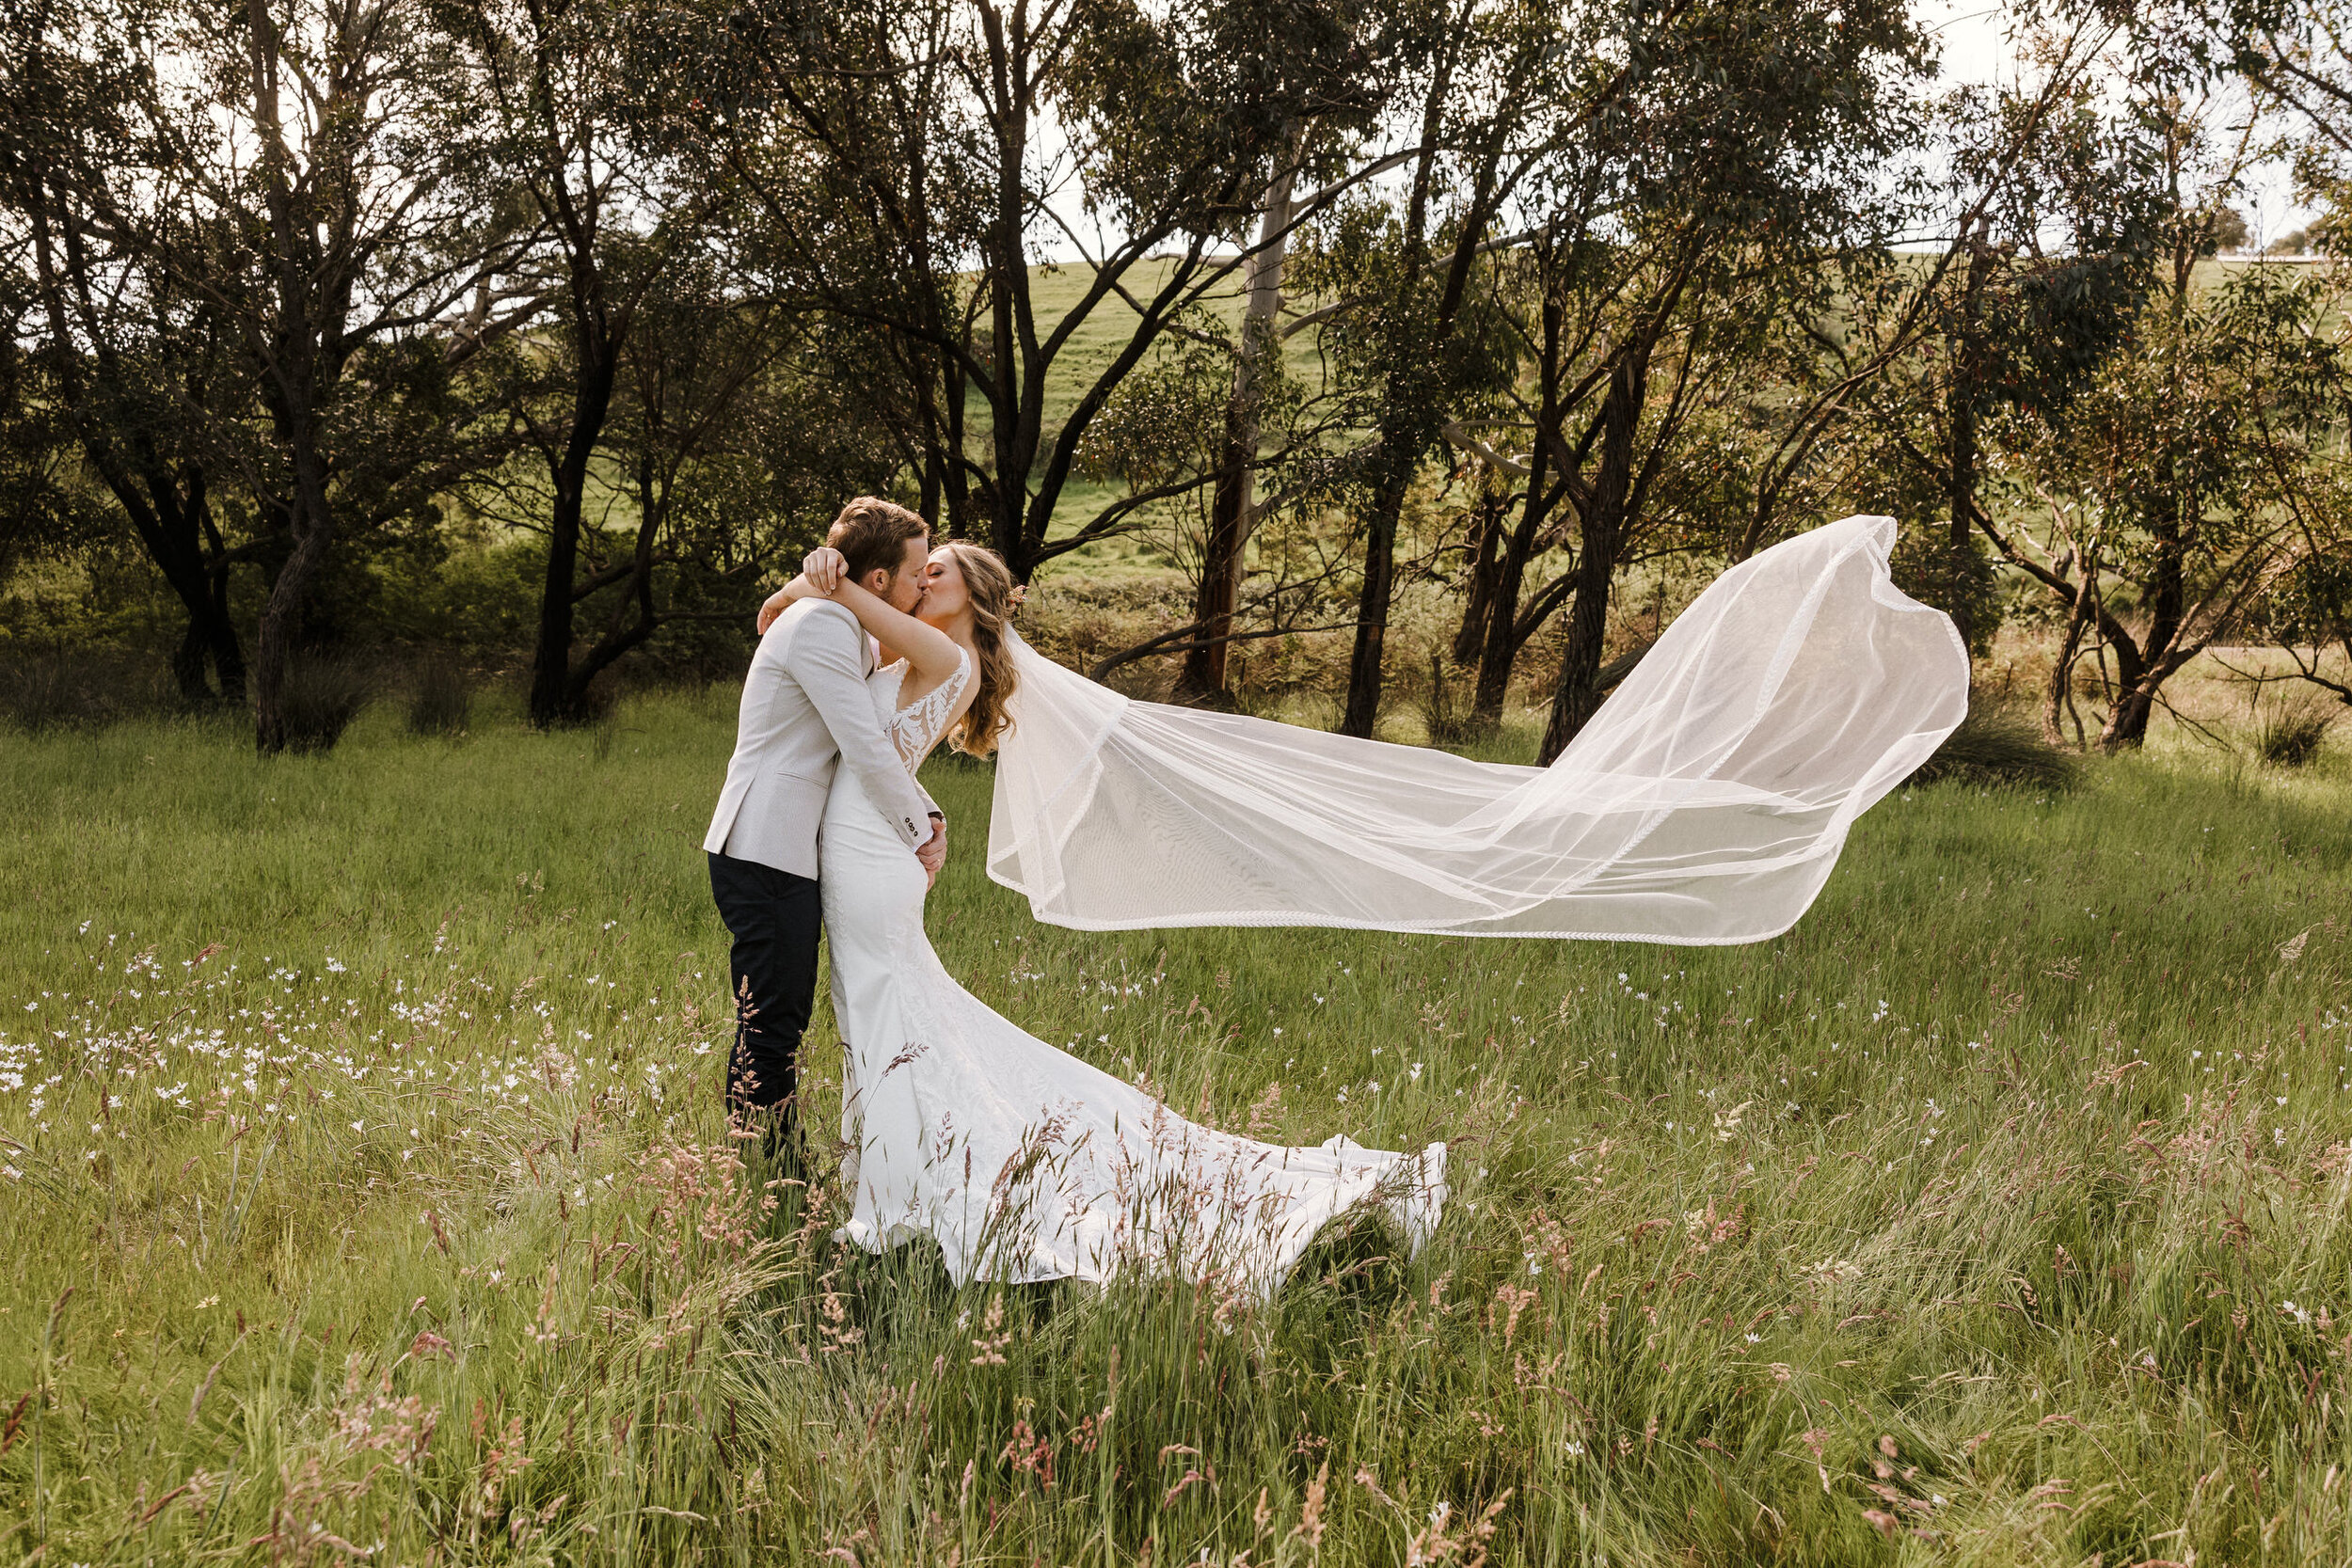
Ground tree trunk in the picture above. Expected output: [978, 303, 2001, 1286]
[1340, 444, 1411, 737]
[2089, 502, 2185, 752]
[1945, 219, 1994, 651]
[252, 442, 336, 752]
[2043, 562, 2097, 748]
[1451, 491, 1507, 669]
[528, 325, 623, 727]
[1471, 496, 1548, 721]
[1470, 285, 1565, 721]
[1538, 355, 1645, 764]
[1179, 137, 1300, 704]
[1334, 50, 1470, 740]
[113, 467, 240, 705]
[2092, 626, 2152, 749]
[978, 1, 1038, 578]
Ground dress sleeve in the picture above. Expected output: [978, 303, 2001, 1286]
[885, 650, 973, 768]
[786, 605, 935, 851]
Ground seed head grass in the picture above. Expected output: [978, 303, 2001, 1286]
[0, 693, 2347, 1564]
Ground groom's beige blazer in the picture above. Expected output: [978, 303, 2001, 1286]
[704, 597, 938, 879]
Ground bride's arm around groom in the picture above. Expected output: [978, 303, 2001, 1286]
[704, 594, 940, 876]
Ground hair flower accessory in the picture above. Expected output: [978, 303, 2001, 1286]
[1007, 583, 1028, 612]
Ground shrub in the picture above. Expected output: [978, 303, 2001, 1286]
[1419, 652, 1487, 747]
[405, 654, 475, 737]
[2256, 694, 2337, 768]
[0, 653, 174, 731]
[278, 657, 373, 753]
[1909, 703, 2080, 790]
[0, 655, 94, 732]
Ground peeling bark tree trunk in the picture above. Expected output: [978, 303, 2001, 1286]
[1180, 136, 1299, 704]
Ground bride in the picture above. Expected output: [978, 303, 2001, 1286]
[761, 541, 1445, 1292]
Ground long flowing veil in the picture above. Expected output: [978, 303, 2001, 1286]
[986, 515, 1968, 943]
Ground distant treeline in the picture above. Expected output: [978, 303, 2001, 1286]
[2, 0, 2348, 753]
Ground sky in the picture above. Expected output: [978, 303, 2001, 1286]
[1032, 2, 2320, 263]
[1914, 0, 2317, 245]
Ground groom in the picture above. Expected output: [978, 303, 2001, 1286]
[705, 497, 946, 1164]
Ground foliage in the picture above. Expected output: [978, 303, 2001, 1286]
[1993, 259, 2352, 750]
[5, 0, 2352, 752]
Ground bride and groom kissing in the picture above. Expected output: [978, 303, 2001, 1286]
[703, 496, 1444, 1291]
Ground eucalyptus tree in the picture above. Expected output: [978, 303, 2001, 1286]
[1533, 2, 1956, 762]
[676, 0, 1398, 584]
[1289, 0, 1565, 738]
[440, 0, 743, 724]
[544, 253, 867, 692]
[1992, 244, 2345, 751]
[1836, 55, 2172, 659]
[29, 0, 542, 749]
[1314, 0, 1934, 756]
[0, 0, 250, 702]
[2199, 0, 2352, 714]
[1878, 64, 2332, 752]
[1174, 126, 1308, 703]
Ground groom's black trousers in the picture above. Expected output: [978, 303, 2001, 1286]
[707, 849, 822, 1143]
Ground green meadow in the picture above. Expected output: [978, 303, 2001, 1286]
[1, 692, 2349, 1565]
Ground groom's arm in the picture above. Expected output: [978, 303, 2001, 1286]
[785, 605, 938, 854]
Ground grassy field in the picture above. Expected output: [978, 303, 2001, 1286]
[2, 689, 2350, 1566]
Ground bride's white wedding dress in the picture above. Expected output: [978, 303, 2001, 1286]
[819, 648, 1445, 1291]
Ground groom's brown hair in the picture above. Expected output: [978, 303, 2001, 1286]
[827, 497, 930, 586]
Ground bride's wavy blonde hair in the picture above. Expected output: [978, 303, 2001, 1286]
[942, 540, 1020, 758]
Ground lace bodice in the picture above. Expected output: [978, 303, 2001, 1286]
[874, 647, 972, 770]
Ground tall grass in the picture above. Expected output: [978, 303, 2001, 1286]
[1, 693, 2348, 1564]
[2256, 691, 2339, 769]
[406, 656, 478, 738]
[278, 657, 374, 753]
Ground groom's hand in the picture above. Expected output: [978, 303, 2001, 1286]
[915, 816, 946, 885]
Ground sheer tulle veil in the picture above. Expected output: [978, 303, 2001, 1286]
[986, 515, 1968, 943]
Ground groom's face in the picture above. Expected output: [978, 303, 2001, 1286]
[862, 535, 932, 613]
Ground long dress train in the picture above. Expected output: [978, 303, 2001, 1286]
[819, 650, 1445, 1291]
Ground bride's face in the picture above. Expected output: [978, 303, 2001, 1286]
[917, 548, 969, 625]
